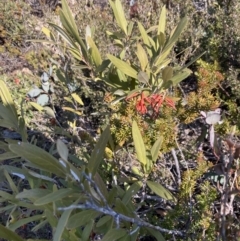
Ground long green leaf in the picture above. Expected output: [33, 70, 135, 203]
[145, 227, 165, 241]
[132, 121, 147, 166]
[138, 22, 152, 57]
[154, 16, 188, 67]
[151, 137, 163, 163]
[109, 0, 127, 35]
[0, 224, 24, 241]
[87, 36, 102, 67]
[170, 68, 192, 86]
[0, 119, 17, 129]
[34, 188, 75, 206]
[60, 0, 88, 61]
[0, 80, 18, 122]
[53, 208, 73, 241]
[147, 181, 175, 201]
[136, 43, 148, 71]
[9, 215, 43, 231]
[82, 219, 95, 241]
[0, 190, 15, 201]
[108, 54, 137, 79]
[0, 152, 19, 161]
[16, 189, 51, 201]
[67, 210, 100, 229]
[122, 181, 142, 205]
[0, 104, 18, 129]
[101, 228, 127, 241]
[47, 22, 76, 48]
[9, 142, 67, 178]
[158, 5, 166, 35]
[3, 170, 18, 194]
[87, 126, 111, 176]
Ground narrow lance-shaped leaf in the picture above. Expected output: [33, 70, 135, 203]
[165, 16, 188, 50]
[9, 142, 67, 178]
[57, 139, 69, 162]
[34, 188, 75, 206]
[154, 16, 188, 67]
[145, 227, 166, 241]
[0, 224, 24, 241]
[87, 126, 111, 176]
[109, 0, 127, 35]
[138, 22, 152, 57]
[136, 43, 148, 71]
[0, 80, 18, 122]
[87, 36, 102, 67]
[48, 22, 76, 49]
[170, 68, 192, 86]
[67, 210, 100, 229]
[9, 215, 43, 232]
[162, 66, 173, 82]
[101, 228, 127, 241]
[60, 0, 88, 61]
[122, 181, 142, 205]
[147, 181, 176, 201]
[158, 5, 166, 35]
[53, 208, 73, 241]
[107, 54, 137, 79]
[132, 121, 147, 166]
[151, 136, 163, 163]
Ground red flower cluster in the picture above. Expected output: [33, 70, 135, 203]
[126, 92, 176, 115]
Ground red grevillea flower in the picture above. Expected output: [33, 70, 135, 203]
[150, 94, 164, 114]
[135, 92, 151, 114]
[164, 96, 176, 110]
[126, 91, 176, 115]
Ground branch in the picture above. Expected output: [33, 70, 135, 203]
[59, 173, 185, 237]
[59, 202, 185, 237]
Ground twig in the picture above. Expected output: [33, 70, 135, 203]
[171, 148, 181, 187]
[59, 202, 185, 237]
[58, 173, 185, 237]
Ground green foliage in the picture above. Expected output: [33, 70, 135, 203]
[177, 60, 223, 124]
[0, 0, 31, 56]
[108, 96, 177, 153]
[24, 49, 53, 71]
[1, 0, 240, 240]
[162, 153, 217, 240]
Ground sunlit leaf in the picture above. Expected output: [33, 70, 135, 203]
[57, 139, 69, 162]
[162, 66, 173, 82]
[108, 54, 137, 79]
[0, 80, 18, 121]
[132, 121, 147, 166]
[137, 71, 149, 84]
[151, 137, 163, 163]
[109, 0, 127, 35]
[71, 93, 84, 106]
[136, 43, 148, 71]
[87, 36, 102, 67]
[158, 5, 166, 35]
[122, 181, 142, 205]
[29, 102, 44, 112]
